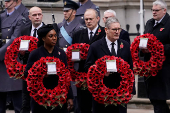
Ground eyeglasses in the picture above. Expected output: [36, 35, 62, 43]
[110, 28, 122, 32]
[151, 8, 163, 12]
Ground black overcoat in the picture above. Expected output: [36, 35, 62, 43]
[144, 13, 170, 100]
[84, 37, 136, 113]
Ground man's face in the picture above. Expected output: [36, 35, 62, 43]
[29, 7, 43, 27]
[84, 10, 99, 30]
[5, 0, 16, 9]
[103, 12, 114, 23]
[152, 5, 166, 21]
[63, 9, 76, 22]
[105, 22, 121, 42]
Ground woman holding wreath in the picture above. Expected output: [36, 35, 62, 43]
[22, 24, 73, 113]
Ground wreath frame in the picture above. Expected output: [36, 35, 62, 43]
[4, 35, 38, 79]
[26, 57, 71, 108]
[130, 33, 165, 77]
[87, 55, 134, 106]
[66, 43, 90, 89]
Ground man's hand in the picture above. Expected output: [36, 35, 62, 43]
[67, 99, 73, 111]
[105, 72, 110, 77]
[141, 48, 149, 53]
[20, 51, 26, 56]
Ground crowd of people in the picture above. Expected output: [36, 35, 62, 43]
[0, 0, 169, 113]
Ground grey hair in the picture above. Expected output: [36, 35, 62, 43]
[153, 0, 167, 10]
[104, 9, 116, 17]
[85, 8, 99, 18]
[105, 17, 120, 28]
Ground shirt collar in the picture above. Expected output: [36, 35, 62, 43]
[7, 10, 15, 16]
[15, 3, 21, 10]
[155, 14, 166, 24]
[105, 36, 118, 47]
[87, 24, 99, 35]
[32, 22, 43, 32]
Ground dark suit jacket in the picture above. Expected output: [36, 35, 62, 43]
[120, 29, 130, 44]
[84, 37, 136, 113]
[72, 25, 106, 72]
[143, 13, 170, 100]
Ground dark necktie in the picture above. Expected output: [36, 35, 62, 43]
[111, 42, 116, 56]
[33, 29, 37, 37]
[90, 31, 93, 40]
[7, 14, 9, 17]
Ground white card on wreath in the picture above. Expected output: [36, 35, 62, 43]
[139, 38, 148, 49]
[63, 47, 67, 52]
[19, 40, 30, 51]
[106, 60, 117, 72]
[46, 62, 57, 75]
[72, 49, 80, 61]
[6, 39, 10, 44]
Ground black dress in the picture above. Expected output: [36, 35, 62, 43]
[24, 45, 73, 113]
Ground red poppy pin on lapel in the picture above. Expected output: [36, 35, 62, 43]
[120, 42, 124, 49]
[160, 28, 164, 31]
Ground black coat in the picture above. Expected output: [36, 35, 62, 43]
[72, 25, 106, 72]
[144, 13, 170, 100]
[84, 37, 136, 113]
[119, 29, 130, 44]
[25, 46, 73, 113]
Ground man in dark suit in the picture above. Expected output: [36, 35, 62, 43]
[103, 9, 130, 44]
[141, 0, 170, 113]
[72, 8, 106, 113]
[0, 0, 24, 112]
[20, 6, 44, 113]
[76, 0, 100, 26]
[15, 0, 31, 26]
[84, 17, 136, 113]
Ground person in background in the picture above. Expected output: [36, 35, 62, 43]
[142, 0, 170, 113]
[72, 8, 106, 113]
[15, 0, 31, 26]
[20, 6, 44, 113]
[58, 0, 82, 50]
[0, 0, 24, 112]
[76, 0, 100, 26]
[103, 9, 130, 44]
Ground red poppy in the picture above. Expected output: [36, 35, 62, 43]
[87, 55, 134, 106]
[4, 36, 38, 80]
[131, 33, 165, 77]
[66, 43, 90, 89]
[26, 57, 71, 108]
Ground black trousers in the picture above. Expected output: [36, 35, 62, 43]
[150, 99, 170, 113]
[0, 91, 22, 113]
[77, 88, 92, 113]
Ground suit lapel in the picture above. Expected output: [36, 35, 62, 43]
[89, 26, 100, 44]
[117, 39, 123, 57]
[100, 37, 111, 55]
[83, 29, 90, 43]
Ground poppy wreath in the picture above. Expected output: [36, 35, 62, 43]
[130, 33, 165, 77]
[66, 43, 90, 89]
[87, 55, 134, 106]
[26, 57, 71, 108]
[4, 35, 38, 79]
